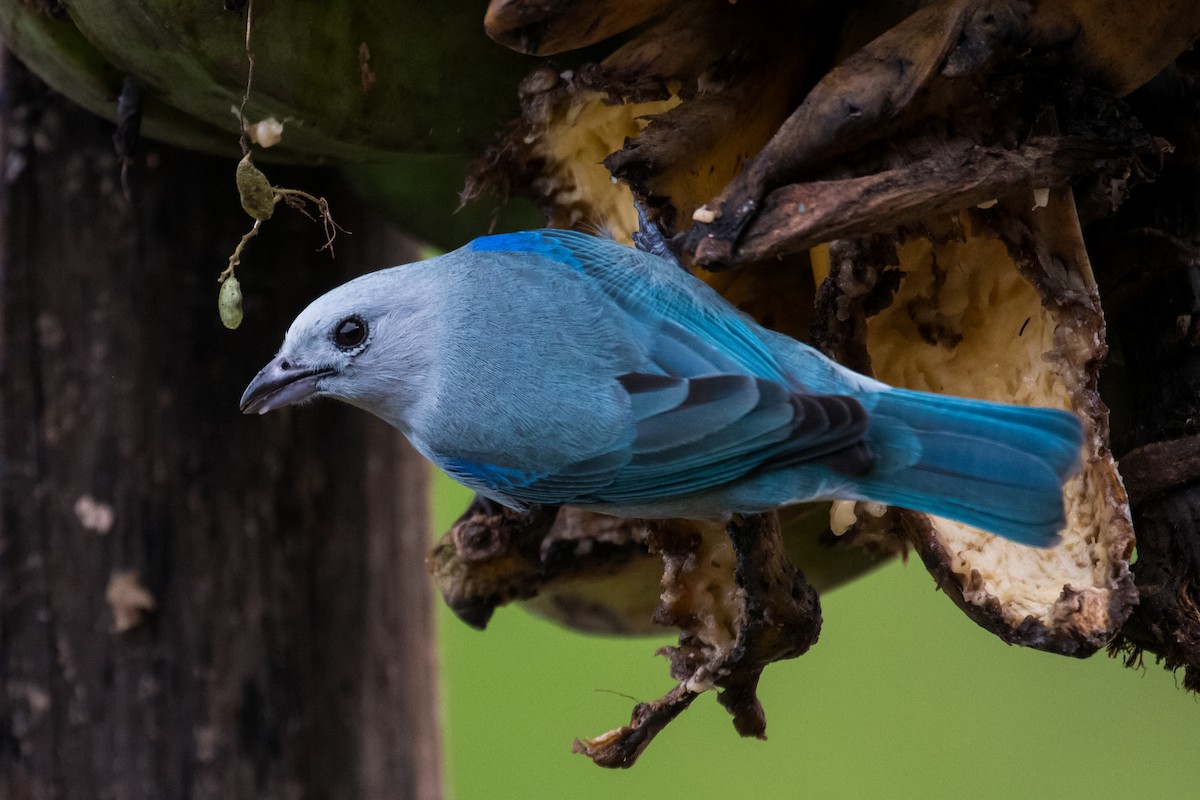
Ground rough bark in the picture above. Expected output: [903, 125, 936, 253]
[0, 58, 441, 799]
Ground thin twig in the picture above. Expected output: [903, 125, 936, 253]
[237, 0, 255, 156]
[220, 220, 262, 282]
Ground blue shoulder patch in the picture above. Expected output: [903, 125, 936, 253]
[467, 231, 581, 267]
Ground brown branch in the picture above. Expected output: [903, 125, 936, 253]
[571, 685, 698, 768]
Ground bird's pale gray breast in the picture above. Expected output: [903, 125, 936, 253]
[410, 255, 644, 473]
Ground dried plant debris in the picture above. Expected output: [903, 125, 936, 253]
[729, 129, 1154, 266]
[471, 0, 1196, 258]
[573, 514, 821, 768]
[1108, 485, 1200, 691]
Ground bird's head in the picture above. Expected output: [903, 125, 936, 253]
[239, 267, 431, 420]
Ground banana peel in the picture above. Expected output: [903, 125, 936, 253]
[429, 496, 894, 764]
[813, 194, 1136, 655]
[466, 0, 1160, 634]
[429, 502, 896, 637]
[685, 0, 1200, 266]
[430, 504, 839, 766]
[1088, 65, 1200, 692]
[465, 0, 826, 237]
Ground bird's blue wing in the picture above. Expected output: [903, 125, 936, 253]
[443, 362, 870, 507]
[448, 232, 874, 507]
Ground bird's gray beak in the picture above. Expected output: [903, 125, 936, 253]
[240, 355, 333, 415]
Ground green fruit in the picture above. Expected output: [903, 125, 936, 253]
[235, 155, 275, 222]
[218, 276, 244, 330]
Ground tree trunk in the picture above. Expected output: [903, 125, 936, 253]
[0, 57, 441, 800]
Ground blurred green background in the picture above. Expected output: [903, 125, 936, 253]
[431, 472, 1198, 799]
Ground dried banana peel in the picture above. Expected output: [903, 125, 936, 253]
[466, 63, 680, 236]
[466, 0, 822, 237]
[430, 502, 895, 637]
[814, 193, 1136, 654]
[429, 504, 829, 766]
[685, 0, 1200, 266]
[1028, 0, 1200, 95]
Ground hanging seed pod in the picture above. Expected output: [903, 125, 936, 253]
[235, 154, 275, 222]
[218, 275, 244, 330]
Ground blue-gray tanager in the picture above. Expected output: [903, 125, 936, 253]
[241, 229, 1083, 546]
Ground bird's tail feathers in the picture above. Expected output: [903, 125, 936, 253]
[856, 388, 1084, 547]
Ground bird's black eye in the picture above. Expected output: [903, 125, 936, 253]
[333, 316, 367, 350]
